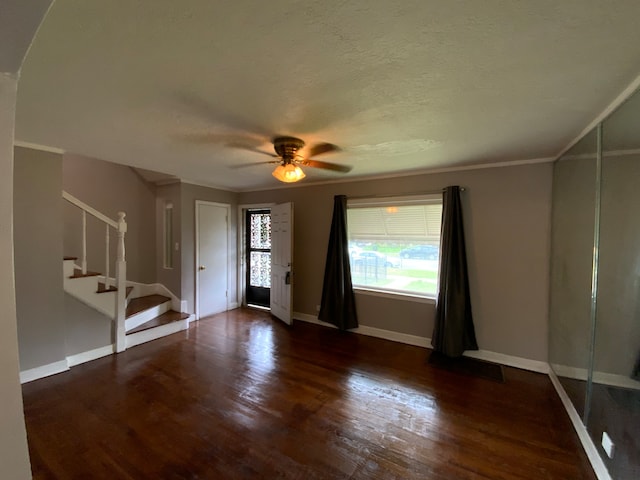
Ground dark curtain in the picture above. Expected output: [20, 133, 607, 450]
[431, 186, 478, 357]
[318, 195, 358, 330]
[632, 350, 640, 381]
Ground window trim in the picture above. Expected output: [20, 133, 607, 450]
[162, 202, 173, 270]
[353, 287, 437, 304]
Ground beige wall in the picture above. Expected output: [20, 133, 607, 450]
[180, 183, 238, 313]
[64, 293, 112, 356]
[155, 182, 182, 298]
[14, 147, 67, 370]
[63, 154, 157, 283]
[239, 162, 553, 362]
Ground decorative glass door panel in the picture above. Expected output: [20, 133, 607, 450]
[246, 210, 271, 307]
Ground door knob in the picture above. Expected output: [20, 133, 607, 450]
[198, 265, 206, 271]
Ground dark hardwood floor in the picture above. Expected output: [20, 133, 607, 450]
[22, 308, 595, 479]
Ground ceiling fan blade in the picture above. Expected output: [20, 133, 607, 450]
[230, 160, 280, 170]
[300, 159, 352, 173]
[307, 142, 340, 158]
[235, 147, 278, 157]
[175, 133, 276, 157]
[172, 92, 272, 137]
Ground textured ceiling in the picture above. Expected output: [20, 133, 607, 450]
[15, 0, 640, 190]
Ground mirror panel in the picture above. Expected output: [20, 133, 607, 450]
[589, 89, 640, 478]
[549, 129, 598, 418]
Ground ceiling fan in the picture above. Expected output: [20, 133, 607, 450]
[235, 136, 352, 183]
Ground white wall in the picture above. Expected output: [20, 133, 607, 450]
[1, 3, 56, 476]
[0, 73, 33, 480]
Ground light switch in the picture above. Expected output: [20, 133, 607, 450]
[601, 431, 615, 459]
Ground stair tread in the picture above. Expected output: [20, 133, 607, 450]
[126, 294, 171, 318]
[70, 269, 101, 278]
[96, 283, 134, 297]
[126, 310, 189, 334]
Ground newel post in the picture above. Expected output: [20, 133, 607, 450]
[115, 212, 127, 353]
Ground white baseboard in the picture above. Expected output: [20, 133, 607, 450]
[20, 360, 69, 384]
[66, 344, 114, 367]
[293, 312, 547, 373]
[295, 313, 431, 348]
[548, 370, 611, 480]
[465, 349, 549, 374]
[228, 301, 240, 310]
[552, 363, 640, 391]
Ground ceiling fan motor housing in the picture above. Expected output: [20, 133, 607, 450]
[273, 136, 305, 163]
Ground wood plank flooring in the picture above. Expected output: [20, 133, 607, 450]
[22, 308, 596, 479]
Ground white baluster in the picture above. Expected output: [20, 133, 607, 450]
[117, 212, 127, 262]
[115, 212, 127, 353]
[81, 210, 87, 275]
[104, 224, 110, 289]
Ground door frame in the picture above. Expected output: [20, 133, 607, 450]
[237, 203, 275, 308]
[195, 200, 232, 320]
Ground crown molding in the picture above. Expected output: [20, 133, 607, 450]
[237, 156, 555, 193]
[14, 140, 65, 155]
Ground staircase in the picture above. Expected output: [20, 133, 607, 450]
[63, 257, 190, 349]
[62, 191, 190, 354]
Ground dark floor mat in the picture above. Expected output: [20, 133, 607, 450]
[428, 350, 505, 383]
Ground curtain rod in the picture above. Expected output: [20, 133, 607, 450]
[347, 187, 465, 200]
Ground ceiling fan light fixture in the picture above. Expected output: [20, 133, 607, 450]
[272, 163, 305, 183]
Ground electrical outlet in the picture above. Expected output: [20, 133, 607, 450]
[316, 304, 320, 312]
[601, 431, 615, 459]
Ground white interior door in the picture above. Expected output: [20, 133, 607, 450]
[270, 202, 293, 325]
[196, 201, 229, 319]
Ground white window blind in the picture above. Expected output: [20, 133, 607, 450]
[346, 194, 443, 298]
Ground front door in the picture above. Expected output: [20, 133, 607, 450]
[270, 202, 293, 325]
[246, 209, 271, 308]
[196, 201, 229, 319]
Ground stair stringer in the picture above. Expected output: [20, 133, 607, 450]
[64, 275, 116, 318]
[101, 278, 187, 314]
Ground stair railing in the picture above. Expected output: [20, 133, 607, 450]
[63, 191, 128, 352]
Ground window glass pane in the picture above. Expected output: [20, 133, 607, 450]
[250, 252, 271, 287]
[347, 199, 442, 297]
[163, 205, 173, 269]
[250, 214, 271, 249]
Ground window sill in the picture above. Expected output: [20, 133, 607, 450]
[353, 287, 436, 304]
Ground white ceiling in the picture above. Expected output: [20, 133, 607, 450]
[15, 0, 640, 191]
[0, 0, 52, 73]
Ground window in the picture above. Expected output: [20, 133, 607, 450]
[163, 203, 173, 269]
[347, 194, 443, 298]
